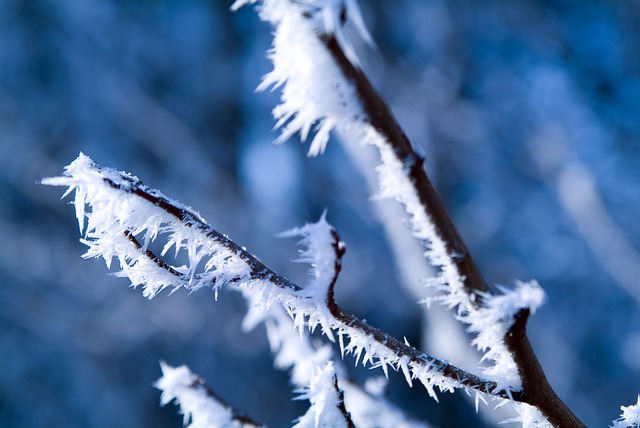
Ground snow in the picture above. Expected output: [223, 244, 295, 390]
[612, 396, 640, 428]
[278, 211, 339, 304]
[463, 281, 546, 392]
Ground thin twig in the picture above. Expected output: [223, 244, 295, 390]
[190, 375, 264, 427]
[103, 177, 299, 292]
[327, 227, 346, 306]
[333, 375, 356, 428]
[124, 230, 187, 279]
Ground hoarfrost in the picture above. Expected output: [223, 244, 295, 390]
[155, 362, 240, 428]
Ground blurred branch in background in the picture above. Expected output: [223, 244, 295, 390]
[530, 127, 640, 307]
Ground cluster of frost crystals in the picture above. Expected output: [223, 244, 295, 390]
[242, 292, 431, 428]
[503, 403, 553, 428]
[155, 362, 239, 428]
[244, 290, 433, 427]
[360, 126, 543, 393]
[278, 214, 458, 400]
[42, 153, 252, 299]
[340, 381, 431, 428]
[232, 0, 371, 156]
[279, 212, 341, 302]
[293, 362, 349, 428]
[275, 213, 343, 341]
[612, 396, 640, 428]
[463, 280, 546, 392]
[336, 318, 460, 402]
[367, 127, 468, 302]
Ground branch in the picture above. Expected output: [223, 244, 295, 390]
[293, 363, 355, 428]
[320, 32, 490, 300]
[155, 362, 263, 428]
[44, 155, 502, 399]
[333, 376, 355, 428]
[318, 27, 586, 428]
[327, 227, 346, 308]
[504, 310, 586, 428]
[242, 282, 432, 427]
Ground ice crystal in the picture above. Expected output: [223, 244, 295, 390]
[612, 396, 640, 428]
[155, 362, 242, 428]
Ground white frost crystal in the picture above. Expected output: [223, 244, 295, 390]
[155, 362, 241, 428]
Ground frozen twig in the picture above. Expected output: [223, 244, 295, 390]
[155, 362, 263, 428]
[44, 154, 503, 401]
[292, 363, 354, 428]
[241, 240, 432, 428]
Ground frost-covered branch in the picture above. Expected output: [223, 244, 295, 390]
[292, 363, 354, 428]
[242, 267, 432, 428]
[232, 0, 586, 426]
[155, 362, 263, 428]
[43, 153, 296, 299]
[44, 154, 504, 401]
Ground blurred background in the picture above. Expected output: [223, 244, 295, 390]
[1, 0, 640, 426]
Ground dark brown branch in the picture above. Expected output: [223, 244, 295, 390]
[103, 176, 299, 292]
[315, 27, 586, 428]
[327, 227, 346, 306]
[333, 375, 356, 428]
[124, 230, 186, 278]
[319, 34, 490, 300]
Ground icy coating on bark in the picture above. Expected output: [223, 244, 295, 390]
[241, 270, 432, 427]
[44, 154, 480, 409]
[502, 403, 554, 428]
[155, 362, 241, 428]
[292, 362, 349, 428]
[42, 153, 252, 299]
